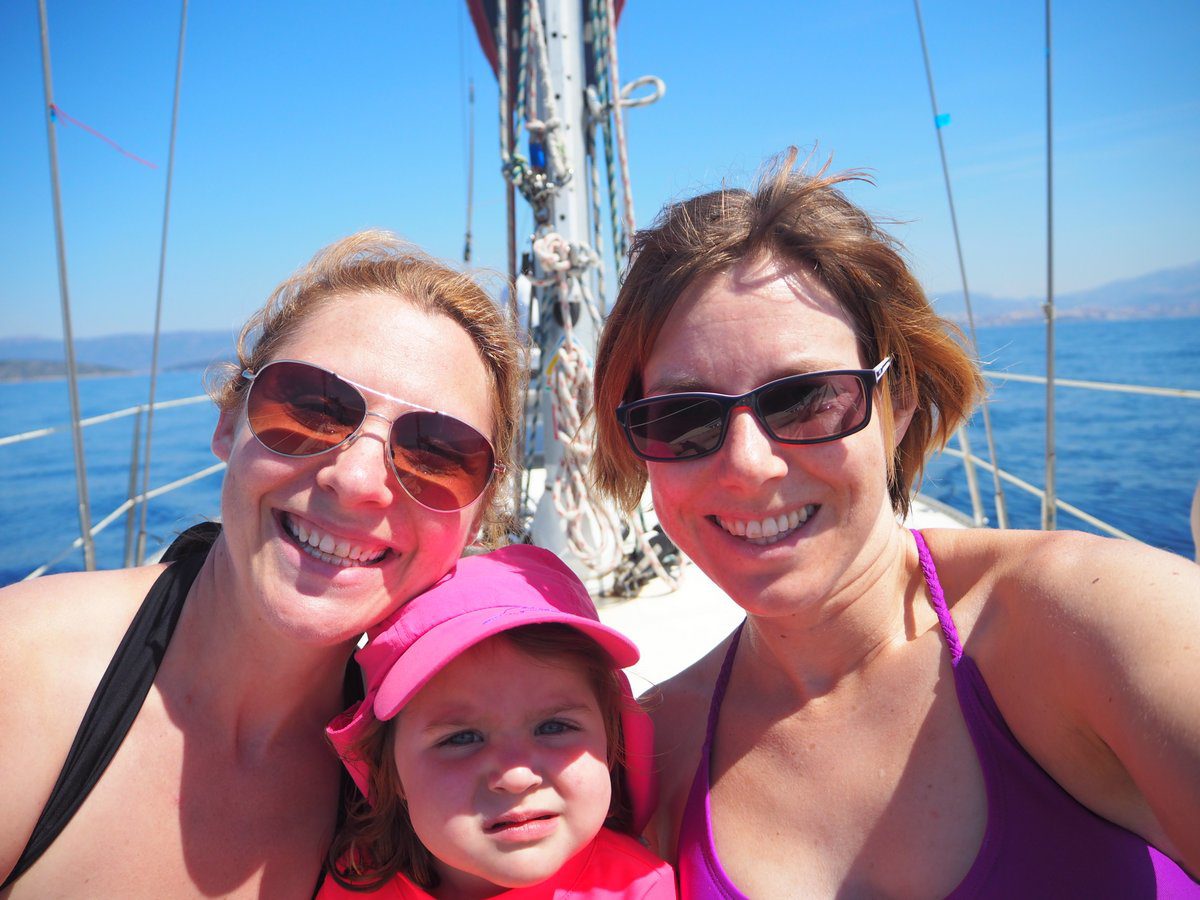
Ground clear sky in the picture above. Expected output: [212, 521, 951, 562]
[2, 0, 1198, 338]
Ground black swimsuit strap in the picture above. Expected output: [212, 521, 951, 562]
[2, 526, 211, 889]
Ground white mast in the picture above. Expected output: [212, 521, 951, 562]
[528, 0, 598, 567]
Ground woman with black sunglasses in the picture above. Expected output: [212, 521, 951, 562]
[591, 149, 1200, 896]
[0, 231, 524, 896]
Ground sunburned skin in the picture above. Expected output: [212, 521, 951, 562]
[391, 637, 613, 899]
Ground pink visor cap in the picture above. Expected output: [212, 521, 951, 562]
[326, 543, 657, 834]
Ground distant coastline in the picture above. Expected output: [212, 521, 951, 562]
[0, 359, 129, 383]
[942, 305, 1200, 327]
[0, 359, 216, 383]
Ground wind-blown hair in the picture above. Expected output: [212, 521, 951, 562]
[208, 230, 524, 544]
[592, 148, 984, 517]
[325, 624, 635, 893]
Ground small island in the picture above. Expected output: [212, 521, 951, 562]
[0, 359, 131, 383]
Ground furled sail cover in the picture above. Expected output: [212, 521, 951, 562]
[466, 0, 626, 89]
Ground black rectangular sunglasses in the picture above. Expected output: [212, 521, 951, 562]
[616, 358, 893, 462]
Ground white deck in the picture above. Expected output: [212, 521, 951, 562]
[596, 497, 969, 693]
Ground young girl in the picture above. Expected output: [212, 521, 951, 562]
[319, 544, 676, 898]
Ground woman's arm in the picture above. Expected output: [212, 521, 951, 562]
[0, 568, 152, 881]
[985, 531, 1200, 874]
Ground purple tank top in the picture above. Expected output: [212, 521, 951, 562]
[676, 530, 1198, 898]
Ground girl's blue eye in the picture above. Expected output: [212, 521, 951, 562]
[440, 730, 482, 747]
[535, 719, 576, 737]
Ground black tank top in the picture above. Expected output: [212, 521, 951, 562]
[4, 523, 362, 892]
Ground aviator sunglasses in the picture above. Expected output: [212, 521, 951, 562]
[616, 357, 893, 462]
[242, 359, 501, 512]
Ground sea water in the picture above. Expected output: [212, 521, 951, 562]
[1, 318, 1197, 585]
[924, 317, 1200, 556]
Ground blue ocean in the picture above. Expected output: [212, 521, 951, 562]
[2, 317, 1198, 585]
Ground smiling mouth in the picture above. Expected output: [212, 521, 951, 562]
[713, 504, 818, 545]
[280, 512, 391, 567]
[486, 813, 556, 834]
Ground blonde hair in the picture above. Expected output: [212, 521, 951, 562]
[209, 230, 525, 543]
[592, 149, 984, 518]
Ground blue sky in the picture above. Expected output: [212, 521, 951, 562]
[2, 0, 1198, 339]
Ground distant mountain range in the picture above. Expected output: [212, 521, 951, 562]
[1, 263, 1197, 380]
[0, 330, 238, 380]
[930, 260, 1200, 324]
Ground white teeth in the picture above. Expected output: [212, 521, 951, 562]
[283, 514, 387, 566]
[715, 505, 817, 544]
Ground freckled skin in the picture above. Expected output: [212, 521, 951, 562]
[211, 291, 497, 647]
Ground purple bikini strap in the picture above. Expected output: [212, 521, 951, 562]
[911, 529, 963, 665]
[706, 620, 745, 740]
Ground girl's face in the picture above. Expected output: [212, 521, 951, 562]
[210, 291, 496, 646]
[640, 255, 907, 619]
[391, 636, 612, 899]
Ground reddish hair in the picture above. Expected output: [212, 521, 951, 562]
[592, 148, 984, 517]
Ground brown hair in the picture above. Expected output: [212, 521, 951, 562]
[326, 624, 634, 892]
[208, 230, 525, 544]
[592, 148, 984, 517]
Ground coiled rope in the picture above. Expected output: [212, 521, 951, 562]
[499, 0, 674, 590]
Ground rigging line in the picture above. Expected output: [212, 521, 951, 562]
[518, 0, 532, 132]
[136, 0, 189, 566]
[912, 0, 1008, 529]
[497, 0, 522, 522]
[37, 0, 96, 571]
[464, 78, 475, 263]
[589, 0, 622, 278]
[47, 104, 158, 169]
[1043, 0, 1058, 530]
[458, 4, 473, 263]
[603, 0, 636, 256]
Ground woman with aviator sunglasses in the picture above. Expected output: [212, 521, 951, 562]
[592, 150, 1200, 896]
[0, 231, 524, 896]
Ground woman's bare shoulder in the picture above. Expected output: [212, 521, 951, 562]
[645, 631, 735, 744]
[0, 565, 165, 877]
[921, 527, 1200, 864]
[639, 630, 738, 860]
[0, 565, 163, 657]
[922, 526, 1197, 615]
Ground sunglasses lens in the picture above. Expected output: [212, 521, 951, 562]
[760, 373, 867, 442]
[247, 362, 366, 456]
[625, 397, 726, 460]
[390, 412, 496, 512]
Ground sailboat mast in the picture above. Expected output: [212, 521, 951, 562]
[1043, 0, 1057, 530]
[527, 0, 600, 567]
[37, 0, 96, 571]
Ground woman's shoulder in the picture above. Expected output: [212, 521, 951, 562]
[644, 630, 736, 750]
[0, 564, 166, 876]
[0, 564, 165, 663]
[639, 629, 738, 863]
[920, 525, 1199, 625]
